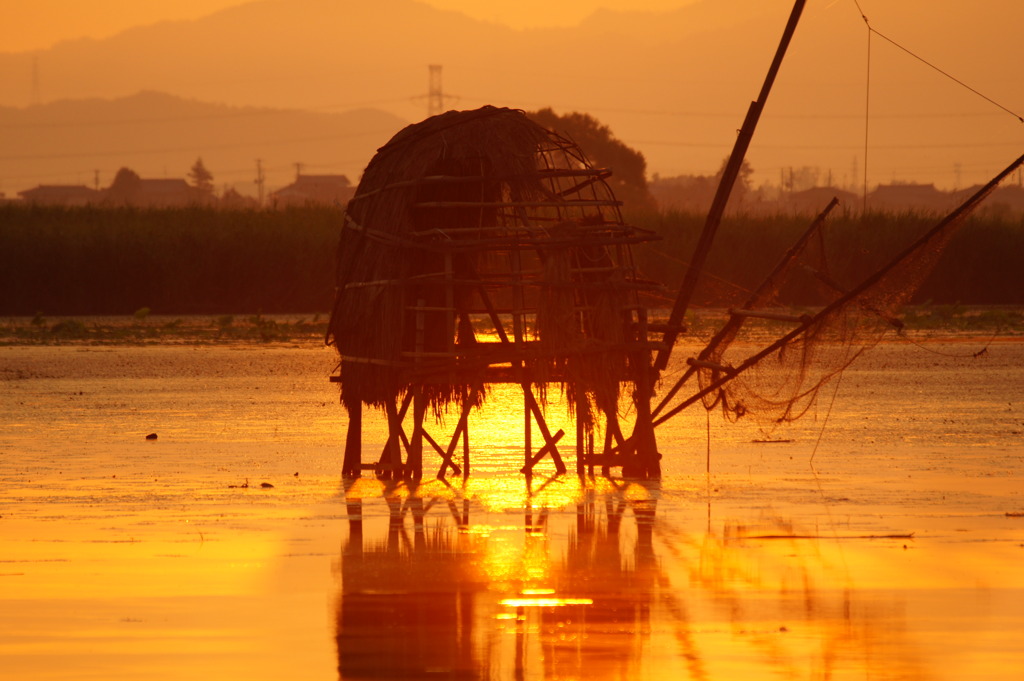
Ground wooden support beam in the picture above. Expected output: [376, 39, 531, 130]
[342, 402, 362, 477]
[422, 430, 460, 476]
[408, 390, 426, 480]
[380, 398, 405, 477]
[575, 392, 586, 477]
[523, 386, 567, 475]
[685, 357, 736, 374]
[520, 429, 566, 475]
[728, 308, 812, 323]
[462, 388, 471, 478]
[438, 394, 475, 479]
[625, 308, 660, 478]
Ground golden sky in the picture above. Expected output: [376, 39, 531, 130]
[2, 0, 696, 52]
[1, 0, 1019, 193]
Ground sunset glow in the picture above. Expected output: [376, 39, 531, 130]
[3, 1, 697, 52]
[2, 0, 1023, 678]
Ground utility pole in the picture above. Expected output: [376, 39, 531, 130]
[428, 65, 444, 117]
[254, 159, 265, 206]
[94, 169, 100, 190]
[294, 162, 304, 180]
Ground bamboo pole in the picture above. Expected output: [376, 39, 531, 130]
[652, 195, 838, 420]
[655, 0, 807, 372]
[654, 152, 1024, 428]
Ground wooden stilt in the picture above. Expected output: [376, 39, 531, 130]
[342, 402, 362, 477]
[381, 398, 404, 479]
[604, 413, 626, 476]
[462, 401, 470, 478]
[575, 392, 586, 477]
[520, 384, 568, 476]
[422, 430, 461, 476]
[626, 309, 660, 478]
[408, 390, 426, 480]
[438, 394, 474, 479]
[523, 383, 532, 475]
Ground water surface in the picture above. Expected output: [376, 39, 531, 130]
[1, 340, 1022, 679]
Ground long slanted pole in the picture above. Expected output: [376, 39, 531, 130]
[654, 0, 807, 372]
[653, 151, 1024, 428]
[652, 197, 839, 419]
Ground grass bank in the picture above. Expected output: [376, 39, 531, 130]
[2, 305, 1020, 347]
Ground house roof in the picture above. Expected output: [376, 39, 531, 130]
[18, 185, 101, 203]
[137, 178, 192, 194]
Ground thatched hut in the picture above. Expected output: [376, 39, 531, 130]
[327, 106, 661, 479]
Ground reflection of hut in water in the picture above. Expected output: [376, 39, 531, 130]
[335, 484, 664, 681]
[335, 484, 928, 680]
[532, 493, 663, 678]
[337, 487, 487, 679]
[327, 106, 662, 480]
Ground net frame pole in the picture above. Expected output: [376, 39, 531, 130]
[654, 152, 1024, 428]
[655, 0, 807, 372]
[653, 197, 839, 419]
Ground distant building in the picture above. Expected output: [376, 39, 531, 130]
[868, 183, 952, 213]
[785, 186, 860, 215]
[132, 178, 197, 207]
[100, 172, 205, 208]
[270, 174, 354, 207]
[18, 184, 101, 206]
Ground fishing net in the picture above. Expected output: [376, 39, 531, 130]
[657, 154, 1023, 430]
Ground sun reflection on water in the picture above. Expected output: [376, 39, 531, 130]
[334, 478, 937, 680]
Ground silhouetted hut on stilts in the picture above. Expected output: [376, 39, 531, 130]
[327, 106, 662, 480]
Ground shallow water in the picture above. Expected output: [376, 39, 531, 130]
[1, 339, 1022, 680]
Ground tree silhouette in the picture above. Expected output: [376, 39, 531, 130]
[105, 167, 142, 204]
[714, 156, 755, 203]
[188, 157, 215, 197]
[528, 108, 656, 212]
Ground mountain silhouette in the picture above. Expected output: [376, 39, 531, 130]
[1, 0, 1021, 196]
[0, 91, 407, 197]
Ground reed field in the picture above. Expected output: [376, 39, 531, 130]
[0, 204, 341, 317]
[1, 204, 1022, 320]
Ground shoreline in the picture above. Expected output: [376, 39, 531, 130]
[2, 305, 1022, 347]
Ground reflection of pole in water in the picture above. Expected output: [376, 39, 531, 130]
[692, 516, 928, 679]
[336, 483, 486, 679]
[334, 482, 926, 680]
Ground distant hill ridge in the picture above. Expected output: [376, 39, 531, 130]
[1, 0, 1020, 195]
[0, 91, 408, 197]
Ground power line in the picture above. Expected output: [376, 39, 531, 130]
[0, 128, 398, 162]
[852, 5, 1023, 123]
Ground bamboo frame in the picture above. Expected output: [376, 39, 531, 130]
[328, 105, 663, 481]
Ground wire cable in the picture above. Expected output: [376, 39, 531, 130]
[852, 1, 1023, 123]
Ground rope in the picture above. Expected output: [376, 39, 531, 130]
[898, 327, 999, 359]
[809, 369, 843, 465]
[852, 1, 1023, 123]
[862, 20, 871, 212]
[706, 407, 711, 474]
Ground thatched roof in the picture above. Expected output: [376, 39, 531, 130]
[327, 106, 658, 422]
